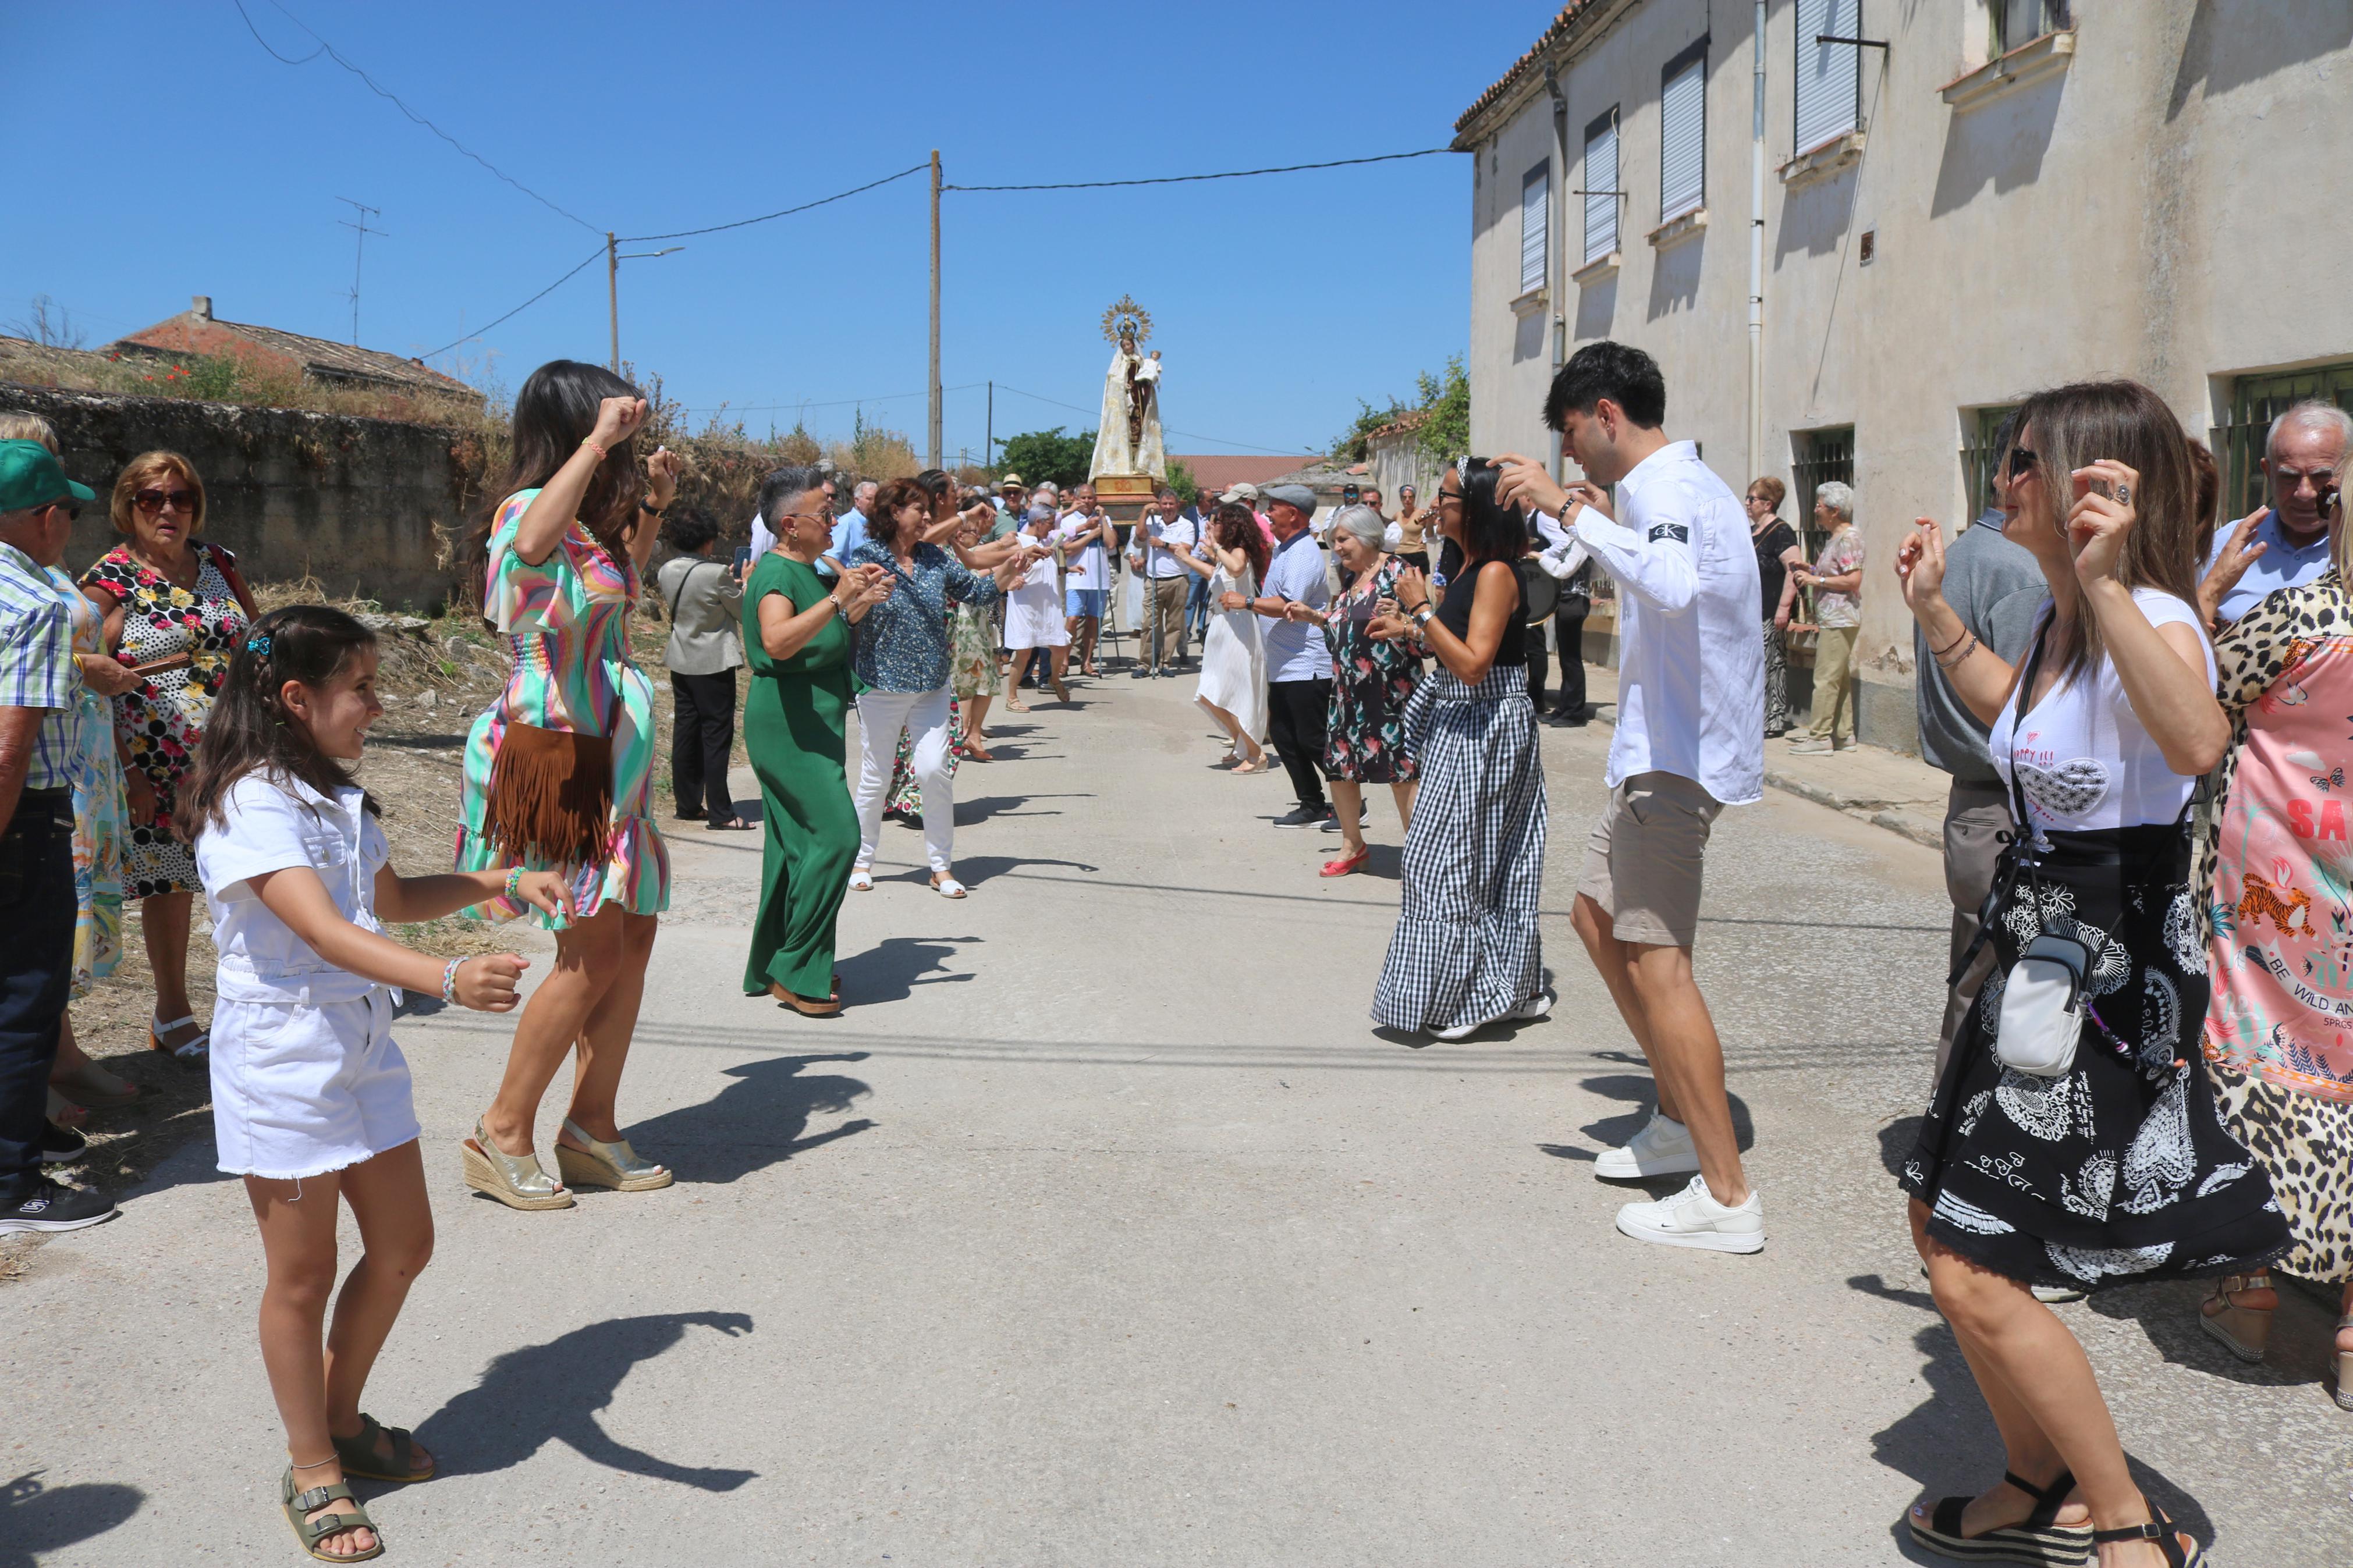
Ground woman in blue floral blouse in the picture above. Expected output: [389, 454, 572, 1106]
[845, 477, 1022, 899]
[1288, 506, 1423, 878]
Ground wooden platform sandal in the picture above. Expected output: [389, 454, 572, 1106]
[281, 1466, 384, 1563]
[1905, 1468, 2093, 1566]
[2091, 1507, 2202, 1566]
[329, 1413, 434, 1484]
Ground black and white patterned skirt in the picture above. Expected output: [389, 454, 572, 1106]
[1371, 664, 1546, 1032]
[1900, 823, 2289, 1290]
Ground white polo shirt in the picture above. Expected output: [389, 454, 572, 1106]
[1568, 440, 1764, 805]
[1059, 511, 1110, 591]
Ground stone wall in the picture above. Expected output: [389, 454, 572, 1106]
[5, 383, 467, 610]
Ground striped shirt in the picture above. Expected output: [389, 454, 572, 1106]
[0, 540, 77, 792]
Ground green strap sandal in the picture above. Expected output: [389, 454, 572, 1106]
[280, 1467, 384, 1563]
[331, 1413, 434, 1484]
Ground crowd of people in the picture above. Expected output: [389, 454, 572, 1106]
[3, 329, 2349, 1565]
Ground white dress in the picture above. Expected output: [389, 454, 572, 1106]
[1195, 561, 1267, 741]
[1003, 549, 1069, 650]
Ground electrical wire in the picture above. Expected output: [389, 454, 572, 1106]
[235, 0, 601, 234]
[418, 247, 605, 361]
[942, 147, 1454, 192]
[676, 382, 986, 415]
[619, 165, 931, 243]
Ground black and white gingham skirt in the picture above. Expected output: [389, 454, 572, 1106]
[1372, 663, 1548, 1032]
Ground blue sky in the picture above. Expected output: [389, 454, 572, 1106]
[7, 1, 1546, 460]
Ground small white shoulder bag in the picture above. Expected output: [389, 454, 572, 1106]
[1992, 629, 2089, 1079]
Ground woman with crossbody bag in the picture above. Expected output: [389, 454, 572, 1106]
[455, 360, 682, 1211]
[1889, 381, 2285, 1568]
[655, 506, 747, 831]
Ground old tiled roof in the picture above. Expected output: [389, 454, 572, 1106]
[1365, 408, 1428, 443]
[1453, 1, 1607, 142]
[207, 317, 475, 396]
[1168, 454, 1310, 494]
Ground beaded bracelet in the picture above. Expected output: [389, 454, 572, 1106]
[581, 438, 609, 461]
[441, 957, 462, 1005]
[505, 865, 524, 900]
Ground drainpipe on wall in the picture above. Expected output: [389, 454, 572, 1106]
[1747, 0, 1767, 482]
[1545, 62, 1570, 482]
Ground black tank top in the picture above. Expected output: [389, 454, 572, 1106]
[1434, 551, 1526, 667]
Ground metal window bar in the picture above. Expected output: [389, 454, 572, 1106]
[2214, 362, 2353, 523]
[1960, 404, 2020, 523]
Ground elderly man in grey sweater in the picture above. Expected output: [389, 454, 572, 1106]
[1915, 427, 2045, 1075]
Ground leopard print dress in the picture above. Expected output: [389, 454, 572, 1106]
[2199, 570, 2353, 1284]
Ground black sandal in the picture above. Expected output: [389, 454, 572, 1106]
[2092, 1508, 2202, 1566]
[1906, 1468, 2093, 1566]
[330, 1412, 434, 1484]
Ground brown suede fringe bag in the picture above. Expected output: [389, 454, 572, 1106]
[482, 684, 623, 870]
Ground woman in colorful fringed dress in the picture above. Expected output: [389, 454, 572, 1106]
[453, 361, 679, 1213]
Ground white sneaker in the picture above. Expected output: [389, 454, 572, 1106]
[1509, 990, 1553, 1021]
[1593, 1111, 1702, 1181]
[1614, 1174, 1766, 1253]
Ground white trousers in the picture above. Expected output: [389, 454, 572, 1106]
[853, 685, 956, 873]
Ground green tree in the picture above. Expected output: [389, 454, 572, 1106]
[1166, 460, 1199, 506]
[1414, 356, 1471, 465]
[1332, 397, 1411, 464]
[996, 426, 1096, 490]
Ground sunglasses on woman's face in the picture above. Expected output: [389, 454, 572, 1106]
[2007, 447, 2039, 477]
[133, 488, 198, 515]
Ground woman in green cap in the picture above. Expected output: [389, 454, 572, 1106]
[741, 467, 891, 1015]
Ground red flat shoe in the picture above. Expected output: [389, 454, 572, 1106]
[1320, 848, 1371, 877]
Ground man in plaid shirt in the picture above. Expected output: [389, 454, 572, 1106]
[0, 438, 116, 1235]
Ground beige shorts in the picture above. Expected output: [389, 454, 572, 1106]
[1577, 770, 1724, 949]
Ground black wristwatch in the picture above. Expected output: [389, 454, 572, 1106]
[639, 498, 668, 516]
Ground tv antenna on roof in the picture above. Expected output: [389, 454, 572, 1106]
[336, 197, 386, 346]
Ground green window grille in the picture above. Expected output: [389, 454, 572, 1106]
[1961, 404, 2020, 520]
[2214, 361, 2353, 522]
[1994, 0, 2071, 55]
[1790, 425, 1854, 627]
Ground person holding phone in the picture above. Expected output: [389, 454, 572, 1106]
[79, 450, 259, 1067]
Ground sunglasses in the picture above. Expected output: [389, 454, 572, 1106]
[133, 487, 198, 515]
[37, 500, 81, 522]
[2006, 447, 2039, 477]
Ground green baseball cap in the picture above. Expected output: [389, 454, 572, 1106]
[0, 439, 96, 513]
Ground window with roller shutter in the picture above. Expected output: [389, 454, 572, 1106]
[1794, 0, 1862, 154]
[1584, 108, 1619, 265]
[1520, 163, 1549, 296]
[1659, 39, 1707, 222]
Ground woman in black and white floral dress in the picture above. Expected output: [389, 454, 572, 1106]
[1891, 382, 2284, 1568]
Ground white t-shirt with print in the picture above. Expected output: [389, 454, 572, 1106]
[1989, 588, 2214, 835]
[1058, 511, 1110, 591]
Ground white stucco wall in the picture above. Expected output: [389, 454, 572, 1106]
[1461, 0, 2353, 752]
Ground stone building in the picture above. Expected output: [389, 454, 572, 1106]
[1454, 1, 2353, 751]
[114, 296, 481, 406]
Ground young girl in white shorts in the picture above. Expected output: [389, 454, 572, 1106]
[183, 606, 570, 1563]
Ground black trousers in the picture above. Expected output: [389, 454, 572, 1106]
[1528, 597, 1589, 716]
[0, 792, 74, 1195]
[1266, 678, 1332, 809]
[670, 669, 738, 824]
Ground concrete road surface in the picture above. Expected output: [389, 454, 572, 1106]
[6, 675, 2346, 1566]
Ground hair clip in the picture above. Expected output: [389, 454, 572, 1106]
[245, 632, 272, 657]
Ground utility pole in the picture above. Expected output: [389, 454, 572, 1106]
[986, 381, 994, 469]
[336, 198, 384, 346]
[928, 149, 943, 471]
[606, 234, 685, 376]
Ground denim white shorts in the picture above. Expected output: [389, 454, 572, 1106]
[210, 989, 421, 1180]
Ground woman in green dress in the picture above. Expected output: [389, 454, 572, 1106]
[742, 467, 893, 1016]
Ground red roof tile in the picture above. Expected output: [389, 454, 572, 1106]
[1453, 2, 1606, 141]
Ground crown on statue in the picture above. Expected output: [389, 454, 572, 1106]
[1101, 294, 1153, 346]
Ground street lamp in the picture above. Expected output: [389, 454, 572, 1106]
[605, 234, 685, 372]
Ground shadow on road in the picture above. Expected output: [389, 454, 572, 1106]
[1567, 1071, 1755, 1155]
[953, 792, 1094, 828]
[1, 1470, 143, 1568]
[413, 1311, 760, 1491]
[948, 854, 1101, 888]
[622, 1053, 873, 1185]
[836, 936, 981, 1003]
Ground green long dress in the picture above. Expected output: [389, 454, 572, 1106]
[741, 554, 858, 1000]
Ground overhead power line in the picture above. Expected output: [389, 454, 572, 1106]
[942, 147, 1455, 193]
[676, 382, 986, 415]
[619, 165, 931, 243]
[420, 247, 605, 361]
[234, 0, 601, 234]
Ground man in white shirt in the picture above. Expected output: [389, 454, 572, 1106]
[1128, 483, 1197, 676]
[1058, 482, 1114, 677]
[2196, 399, 2352, 630]
[1497, 339, 1766, 1256]
[820, 480, 879, 579]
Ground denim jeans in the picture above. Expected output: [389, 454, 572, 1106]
[0, 791, 75, 1194]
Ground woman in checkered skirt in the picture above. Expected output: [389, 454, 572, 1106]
[1368, 459, 1548, 1041]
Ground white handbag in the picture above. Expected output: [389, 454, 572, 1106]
[1991, 628, 2086, 1079]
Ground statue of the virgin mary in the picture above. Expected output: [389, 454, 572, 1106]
[1090, 296, 1166, 482]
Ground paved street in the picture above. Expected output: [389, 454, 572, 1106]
[6, 675, 2346, 1566]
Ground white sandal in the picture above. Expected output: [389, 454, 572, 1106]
[930, 873, 968, 899]
[148, 1013, 210, 1064]
[847, 867, 874, 893]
